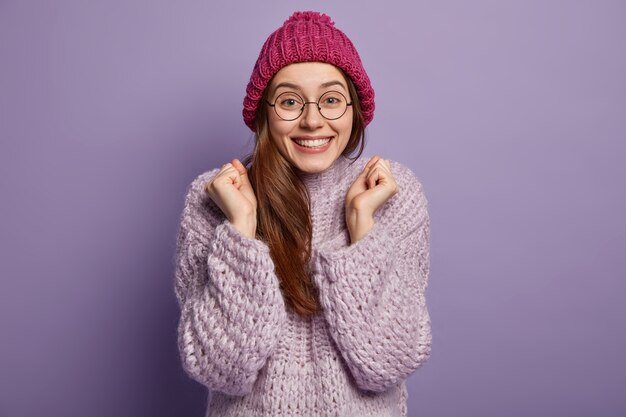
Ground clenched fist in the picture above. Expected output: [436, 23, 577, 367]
[205, 159, 258, 239]
[345, 155, 400, 244]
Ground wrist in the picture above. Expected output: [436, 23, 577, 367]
[346, 209, 375, 244]
[230, 216, 257, 239]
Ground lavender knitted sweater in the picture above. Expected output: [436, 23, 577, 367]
[174, 155, 431, 417]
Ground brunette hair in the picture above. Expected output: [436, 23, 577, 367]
[241, 69, 365, 316]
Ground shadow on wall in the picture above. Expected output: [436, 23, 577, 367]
[143, 115, 249, 416]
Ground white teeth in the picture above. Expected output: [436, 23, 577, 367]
[294, 138, 332, 148]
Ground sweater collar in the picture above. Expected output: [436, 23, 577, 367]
[298, 154, 353, 193]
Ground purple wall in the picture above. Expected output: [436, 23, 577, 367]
[1, 1, 625, 416]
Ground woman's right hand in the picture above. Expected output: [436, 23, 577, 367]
[205, 159, 257, 239]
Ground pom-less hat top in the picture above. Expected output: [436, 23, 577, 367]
[242, 11, 375, 131]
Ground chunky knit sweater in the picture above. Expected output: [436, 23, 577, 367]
[174, 154, 431, 417]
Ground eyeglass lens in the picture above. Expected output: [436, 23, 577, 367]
[273, 91, 349, 121]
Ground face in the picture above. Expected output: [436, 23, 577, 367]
[266, 62, 354, 174]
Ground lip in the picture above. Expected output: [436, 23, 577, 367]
[291, 135, 334, 140]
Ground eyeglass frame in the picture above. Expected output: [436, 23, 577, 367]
[265, 90, 353, 121]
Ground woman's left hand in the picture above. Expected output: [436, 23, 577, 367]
[345, 155, 400, 244]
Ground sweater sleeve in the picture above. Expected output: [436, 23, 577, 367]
[174, 170, 287, 396]
[312, 162, 432, 393]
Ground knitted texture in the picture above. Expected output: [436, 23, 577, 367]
[242, 11, 375, 131]
[174, 155, 431, 417]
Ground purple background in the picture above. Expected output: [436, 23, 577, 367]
[1, 1, 625, 416]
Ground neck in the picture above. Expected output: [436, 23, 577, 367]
[297, 155, 352, 192]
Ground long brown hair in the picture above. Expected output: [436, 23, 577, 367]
[241, 69, 366, 316]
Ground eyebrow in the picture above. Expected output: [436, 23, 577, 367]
[272, 80, 348, 94]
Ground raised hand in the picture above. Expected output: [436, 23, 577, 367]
[205, 159, 258, 238]
[345, 155, 400, 243]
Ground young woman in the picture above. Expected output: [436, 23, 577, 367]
[174, 11, 432, 417]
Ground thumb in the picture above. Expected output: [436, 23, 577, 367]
[230, 159, 249, 183]
[361, 156, 382, 179]
[353, 156, 379, 187]
[231, 159, 255, 196]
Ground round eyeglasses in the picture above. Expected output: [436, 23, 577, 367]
[265, 91, 353, 121]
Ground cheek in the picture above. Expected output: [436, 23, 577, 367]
[266, 120, 280, 146]
[337, 116, 353, 137]
[268, 115, 290, 140]
[343, 108, 354, 129]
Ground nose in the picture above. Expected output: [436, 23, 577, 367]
[299, 102, 324, 129]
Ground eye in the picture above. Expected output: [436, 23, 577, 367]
[275, 92, 302, 109]
[322, 93, 343, 106]
[281, 98, 298, 107]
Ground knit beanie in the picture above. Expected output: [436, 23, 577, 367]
[242, 11, 375, 131]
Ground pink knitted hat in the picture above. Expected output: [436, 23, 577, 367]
[242, 11, 375, 131]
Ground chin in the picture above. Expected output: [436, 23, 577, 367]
[290, 155, 336, 174]
[294, 161, 329, 174]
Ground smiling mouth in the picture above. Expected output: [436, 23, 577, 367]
[291, 136, 333, 148]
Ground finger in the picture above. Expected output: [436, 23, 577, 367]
[231, 159, 251, 187]
[377, 161, 397, 189]
[366, 165, 385, 189]
[373, 159, 392, 176]
[231, 159, 259, 206]
[366, 155, 381, 170]
[233, 159, 257, 194]
[231, 159, 246, 176]
[215, 163, 242, 189]
[371, 157, 391, 175]
[205, 167, 227, 193]
[357, 155, 381, 181]
[216, 162, 234, 179]
[372, 157, 388, 167]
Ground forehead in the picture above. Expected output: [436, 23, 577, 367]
[269, 62, 347, 91]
